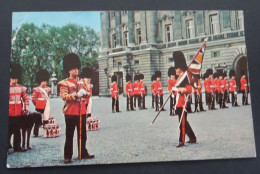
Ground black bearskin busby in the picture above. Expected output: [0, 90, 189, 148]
[36, 69, 49, 84]
[173, 51, 187, 71]
[217, 70, 224, 78]
[206, 68, 213, 76]
[126, 74, 132, 82]
[223, 72, 227, 78]
[134, 74, 139, 81]
[151, 74, 156, 81]
[229, 69, 236, 79]
[62, 53, 81, 74]
[139, 74, 144, 80]
[202, 73, 208, 80]
[213, 72, 218, 79]
[154, 71, 161, 78]
[10, 63, 22, 82]
[111, 75, 117, 82]
[80, 67, 92, 79]
[168, 67, 176, 77]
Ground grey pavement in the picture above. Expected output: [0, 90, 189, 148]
[6, 93, 256, 168]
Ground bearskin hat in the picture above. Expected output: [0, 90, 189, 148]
[126, 74, 132, 82]
[10, 63, 22, 82]
[206, 68, 213, 76]
[229, 69, 236, 79]
[173, 51, 187, 71]
[151, 74, 156, 81]
[223, 72, 227, 78]
[134, 74, 139, 81]
[155, 70, 161, 78]
[36, 69, 49, 84]
[168, 67, 176, 77]
[80, 67, 92, 79]
[62, 53, 81, 74]
[217, 70, 224, 78]
[213, 72, 218, 79]
[139, 74, 144, 80]
[111, 75, 117, 82]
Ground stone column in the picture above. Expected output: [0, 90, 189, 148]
[101, 11, 110, 51]
[148, 11, 157, 43]
[140, 11, 147, 44]
[115, 11, 122, 48]
[128, 11, 135, 46]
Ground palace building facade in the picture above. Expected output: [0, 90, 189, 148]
[98, 10, 247, 96]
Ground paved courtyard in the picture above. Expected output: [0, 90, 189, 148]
[6, 93, 256, 168]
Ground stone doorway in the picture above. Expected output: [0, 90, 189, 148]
[114, 71, 123, 94]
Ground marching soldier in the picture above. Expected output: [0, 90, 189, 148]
[194, 77, 206, 112]
[58, 53, 94, 164]
[217, 71, 225, 108]
[150, 74, 156, 108]
[229, 69, 239, 107]
[133, 74, 141, 109]
[172, 51, 196, 148]
[8, 63, 29, 152]
[125, 74, 134, 111]
[223, 72, 229, 108]
[206, 69, 216, 110]
[240, 74, 249, 105]
[167, 67, 177, 116]
[154, 71, 165, 111]
[110, 75, 120, 113]
[80, 67, 93, 117]
[213, 72, 219, 104]
[31, 69, 51, 137]
[203, 72, 209, 106]
[139, 74, 147, 109]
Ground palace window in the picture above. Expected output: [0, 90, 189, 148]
[134, 60, 139, 65]
[237, 11, 244, 30]
[212, 51, 220, 58]
[110, 11, 115, 18]
[165, 24, 172, 42]
[112, 34, 116, 48]
[186, 20, 195, 38]
[136, 28, 142, 45]
[123, 31, 128, 46]
[209, 14, 220, 34]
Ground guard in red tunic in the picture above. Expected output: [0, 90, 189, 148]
[172, 51, 196, 148]
[58, 53, 94, 164]
[213, 72, 219, 104]
[150, 74, 156, 108]
[8, 63, 29, 152]
[167, 67, 177, 116]
[222, 72, 229, 108]
[240, 74, 249, 105]
[133, 74, 141, 109]
[203, 73, 209, 106]
[194, 77, 206, 112]
[31, 69, 50, 137]
[229, 69, 239, 107]
[207, 69, 216, 110]
[154, 71, 165, 111]
[139, 74, 147, 109]
[125, 74, 134, 111]
[110, 75, 120, 113]
[217, 71, 225, 108]
[80, 67, 93, 117]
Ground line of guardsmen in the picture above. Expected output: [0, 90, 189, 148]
[110, 68, 249, 115]
[8, 53, 95, 164]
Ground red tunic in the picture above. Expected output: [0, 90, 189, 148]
[154, 81, 163, 95]
[150, 82, 156, 94]
[214, 79, 218, 92]
[110, 83, 119, 98]
[58, 78, 87, 116]
[223, 79, 229, 91]
[125, 82, 134, 96]
[9, 83, 29, 116]
[176, 75, 192, 108]
[240, 78, 248, 91]
[229, 79, 237, 92]
[167, 79, 177, 93]
[203, 79, 209, 93]
[218, 79, 224, 93]
[32, 86, 51, 110]
[133, 82, 140, 95]
[208, 78, 215, 93]
[139, 82, 146, 95]
[194, 79, 202, 94]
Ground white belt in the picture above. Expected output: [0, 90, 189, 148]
[234, 85, 237, 87]
[9, 101, 21, 104]
[140, 88, 145, 90]
[128, 89, 132, 91]
[210, 85, 215, 87]
[158, 88, 162, 90]
[114, 91, 118, 92]
[244, 84, 247, 86]
[134, 88, 138, 90]
[220, 85, 224, 88]
[38, 98, 45, 101]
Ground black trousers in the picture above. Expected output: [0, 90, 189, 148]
[242, 90, 249, 105]
[176, 107, 196, 143]
[141, 95, 146, 109]
[126, 95, 134, 110]
[186, 95, 192, 112]
[170, 94, 176, 114]
[218, 92, 223, 108]
[231, 92, 238, 106]
[64, 115, 88, 159]
[207, 93, 215, 109]
[205, 92, 209, 105]
[8, 116, 23, 150]
[194, 93, 205, 111]
[112, 97, 120, 112]
[215, 92, 219, 104]
[134, 94, 141, 109]
[33, 109, 44, 136]
[152, 94, 155, 108]
[155, 95, 164, 111]
[223, 90, 228, 107]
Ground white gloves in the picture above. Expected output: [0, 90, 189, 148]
[77, 89, 87, 97]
